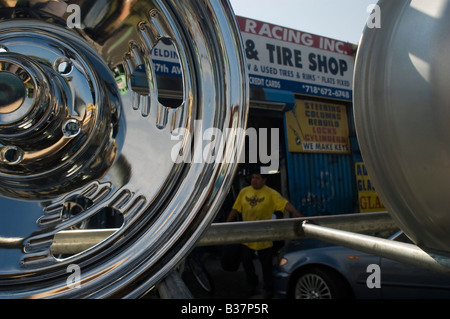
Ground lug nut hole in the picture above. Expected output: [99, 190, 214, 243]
[62, 118, 81, 137]
[54, 58, 73, 76]
[1, 146, 24, 165]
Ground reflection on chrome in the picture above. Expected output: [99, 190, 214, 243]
[354, 0, 450, 253]
[0, 0, 248, 298]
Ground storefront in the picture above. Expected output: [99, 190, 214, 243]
[235, 16, 384, 216]
[149, 16, 384, 217]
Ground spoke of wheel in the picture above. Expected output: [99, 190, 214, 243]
[297, 274, 332, 299]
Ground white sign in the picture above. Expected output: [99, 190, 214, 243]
[237, 16, 355, 101]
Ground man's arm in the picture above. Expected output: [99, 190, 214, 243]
[285, 202, 302, 218]
[226, 209, 240, 222]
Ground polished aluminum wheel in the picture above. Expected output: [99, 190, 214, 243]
[354, 0, 450, 253]
[0, 0, 248, 298]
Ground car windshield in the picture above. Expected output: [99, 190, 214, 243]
[361, 229, 398, 240]
[390, 230, 413, 244]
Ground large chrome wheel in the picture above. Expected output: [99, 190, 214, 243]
[0, 0, 248, 298]
[354, 0, 450, 252]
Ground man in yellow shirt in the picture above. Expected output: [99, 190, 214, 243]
[227, 173, 301, 298]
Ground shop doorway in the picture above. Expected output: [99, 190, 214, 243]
[215, 107, 290, 223]
[246, 108, 288, 197]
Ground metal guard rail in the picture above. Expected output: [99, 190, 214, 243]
[48, 211, 450, 275]
[5, 211, 450, 298]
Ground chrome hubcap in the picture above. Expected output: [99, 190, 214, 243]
[0, 22, 120, 198]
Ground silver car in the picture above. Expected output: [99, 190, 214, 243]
[274, 230, 450, 299]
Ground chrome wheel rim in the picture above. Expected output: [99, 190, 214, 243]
[0, 0, 248, 298]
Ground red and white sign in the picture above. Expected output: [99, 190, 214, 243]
[236, 16, 355, 101]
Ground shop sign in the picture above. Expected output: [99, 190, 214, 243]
[286, 99, 350, 154]
[237, 16, 354, 101]
[355, 162, 386, 213]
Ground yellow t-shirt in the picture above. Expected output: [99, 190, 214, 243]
[232, 185, 288, 250]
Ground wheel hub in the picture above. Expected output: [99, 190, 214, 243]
[0, 21, 120, 199]
[0, 70, 26, 114]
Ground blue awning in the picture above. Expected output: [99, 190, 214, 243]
[250, 87, 295, 111]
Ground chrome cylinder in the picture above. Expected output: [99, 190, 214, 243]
[354, 0, 450, 253]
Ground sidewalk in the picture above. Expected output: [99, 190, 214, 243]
[182, 247, 276, 299]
